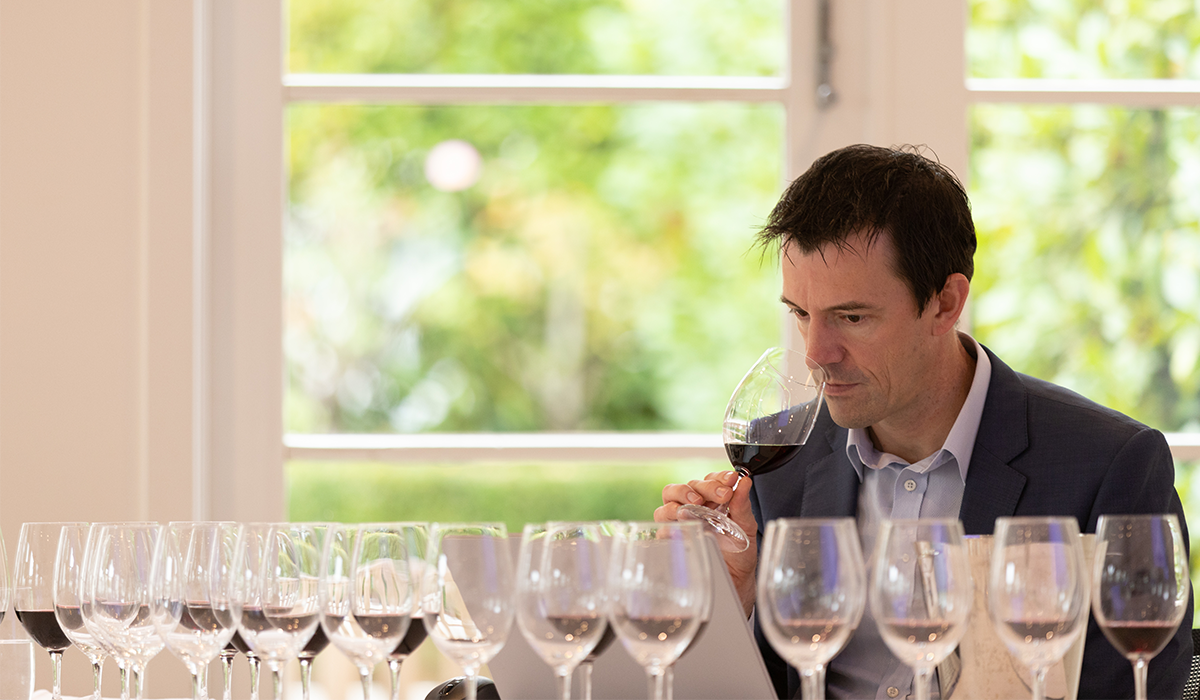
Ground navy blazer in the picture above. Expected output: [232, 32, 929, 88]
[748, 346, 1193, 699]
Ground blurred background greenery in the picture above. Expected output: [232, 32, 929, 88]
[283, 0, 1200, 620]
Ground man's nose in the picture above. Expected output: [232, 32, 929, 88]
[802, 318, 842, 370]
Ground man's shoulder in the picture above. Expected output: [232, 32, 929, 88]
[1016, 370, 1150, 434]
[983, 346, 1155, 443]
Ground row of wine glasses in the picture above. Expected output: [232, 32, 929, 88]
[756, 513, 1189, 700]
[4, 520, 711, 700]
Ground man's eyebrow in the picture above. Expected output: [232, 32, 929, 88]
[779, 296, 873, 313]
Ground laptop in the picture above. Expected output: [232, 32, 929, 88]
[488, 535, 778, 700]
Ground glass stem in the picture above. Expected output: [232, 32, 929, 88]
[248, 654, 261, 700]
[221, 652, 235, 700]
[360, 668, 373, 700]
[713, 470, 747, 516]
[554, 669, 572, 700]
[1133, 657, 1149, 700]
[578, 660, 594, 700]
[193, 672, 205, 700]
[91, 659, 104, 699]
[132, 665, 145, 700]
[464, 667, 480, 700]
[300, 657, 314, 700]
[51, 650, 64, 700]
[1030, 664, 1048, 700]
[913, 667, 933, 700]
[201, 665, 209, 700]
[273, 668, 284, 700]
[646, 668, 666, 700]
[800, 665, 824, 700]
[120, 665, 130, 700]
[665, 666, 674, 700]
[389, 656, 406, 700]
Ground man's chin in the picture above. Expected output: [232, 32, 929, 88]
[826, 404, 872, 431]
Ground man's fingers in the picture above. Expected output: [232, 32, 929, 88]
[661, 483, 705, 507]
[686, 477, 736, 505]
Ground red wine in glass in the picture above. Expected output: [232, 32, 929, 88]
[678, 348, 825, 552]
[1092, 514, 1190, 700]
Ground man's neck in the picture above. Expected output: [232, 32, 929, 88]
[867, 333, 978, 464]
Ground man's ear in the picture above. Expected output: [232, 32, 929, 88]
[929, 273, 970, 336]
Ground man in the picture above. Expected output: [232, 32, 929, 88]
[657, 144, 1192, 699]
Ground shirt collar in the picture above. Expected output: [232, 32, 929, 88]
[845, 332, 991, 483]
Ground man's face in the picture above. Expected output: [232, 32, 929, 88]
[780, 232, 943, 432]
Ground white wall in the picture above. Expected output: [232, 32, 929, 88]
[0, 1, 189, 693]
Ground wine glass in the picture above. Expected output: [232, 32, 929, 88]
[237, 523, 322, 700]
[150, 522, 244, 700]
[422, 523, 515, 700]
[321, 523, 415, 700]
[757, 518, 866, 700]
[54, 523, 107, 699]
[387, 523, 430, 700]
[677, 347, 825, 552]
[869, 518, 972, 700]
[15, 522, 85, 700]
[293, 523, 331, 700]
[607, 520, 712, 700]
[516, 522, 610, 700]
[1092, 514, 1190, 700]
[988, 516, 1089, 700]
[575, 521, 621, 700]
[82, 522, 165, 700]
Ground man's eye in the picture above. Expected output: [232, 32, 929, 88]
[843, 314, 863, 324]
[790, 308, 809, 319]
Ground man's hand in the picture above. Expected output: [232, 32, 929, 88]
[655, 471, 758, 618]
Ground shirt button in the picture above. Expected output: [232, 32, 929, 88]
[904, 479, 917, 492]
[887, 687, 900, 698]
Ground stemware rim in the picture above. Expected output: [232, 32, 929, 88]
[1096, 513, 1180, 524]
[768, 516, 857, 527]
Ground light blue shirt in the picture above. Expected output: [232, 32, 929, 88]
[827, 333, 991, 700]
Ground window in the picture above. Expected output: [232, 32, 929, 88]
[966, 0, 1200, 619]
[279, 0, 818, 531]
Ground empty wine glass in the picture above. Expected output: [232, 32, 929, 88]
[422, 523, 515, 700]
[869, 518, 972, 700]
[516, 522, 610, 700]
[15, 522, 86, 700]
[988, 516, 1089, 700]
[757, 518, 866, 700]
[150, 522, 244, 700]
[83, 522, 165, 700]
[677, 347, 825, 552]
[321, 523, 415, 700]
[1092, 514, 1190, 700]
[53, 523, 107, 699]
[237, 523, 322, 700]
[387, 523, 430, 700]
[607, 520, 712, 700]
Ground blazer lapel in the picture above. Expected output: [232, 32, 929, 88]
[801, 420, 859, 518]
[959, 347, 1030, 535]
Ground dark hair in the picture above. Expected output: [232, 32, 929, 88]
[758, 144, 976, 314]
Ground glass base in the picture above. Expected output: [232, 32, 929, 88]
[676, 503, 749, 552]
